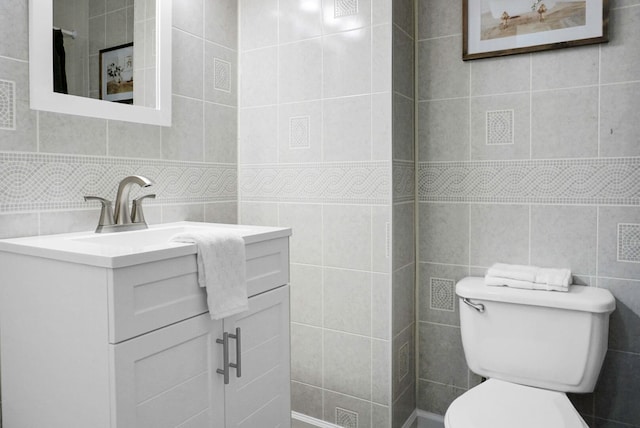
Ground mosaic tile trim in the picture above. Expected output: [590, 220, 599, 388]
[335, 0, 358, 18]
[214, 58, 231, 93]
[0, 80, 16, 130]
[486, 110, 514, 145]
[289, 116, 310, 149]
[393, 160, 415, 203]
[335, 407, 358, 428]
[617, 223, 640, 263]
[418, 158, 640, 205]
[0, 152, 237, 212]
[430, 277, 455, 312]
[240, 161, 390, 204]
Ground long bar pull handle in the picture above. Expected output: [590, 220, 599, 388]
[463, 298, 485, 313]
[216, 332, 230, 384]
[229, 327, 242, 378]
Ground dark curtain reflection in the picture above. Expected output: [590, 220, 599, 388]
[52, 29, 68, 94]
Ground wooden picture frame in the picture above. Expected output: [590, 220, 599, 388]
[463, 0, 609, 60]
[99, 42, 134, 103]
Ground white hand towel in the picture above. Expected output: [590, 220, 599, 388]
[534, 268, 572, 288]
[486, 263, 537, 283]
[171, 230, 248, 320]
[484, 275, 569, 292]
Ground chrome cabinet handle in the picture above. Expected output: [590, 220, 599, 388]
[229, 327, 242, 378]
[216, 332, 230, 384]
[463, 298, 485, 313]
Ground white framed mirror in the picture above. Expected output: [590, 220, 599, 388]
[29, 0, 172, 126]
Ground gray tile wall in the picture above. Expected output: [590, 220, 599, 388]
[417, 1, 640, 426]
[238, 0, 401, 426]
[0, 1, 238, 423]
[391, 0, 416, 427]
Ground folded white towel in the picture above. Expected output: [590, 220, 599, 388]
[485, 263, 572, 292]
[534, 268, 572, 288]
[487, 263, 537, 283]
[484, 275, 569, 292]
[171, 230, 248, 320]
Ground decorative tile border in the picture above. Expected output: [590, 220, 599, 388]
[393, 160, 415, 203]
[240, 161, 390, 205]
[289, 116, 310, 149]
[0, 152, 237, 212]
[430, 277, 455, 312]
[335, 0, 358, 18]
[618, 223, 640, 263]
[486, 110, 513, 145]
[335, 407, 358, 428]
[214, 58, 231, 93]
[418, 158, 640, 205]
[0, 80, 16, 131]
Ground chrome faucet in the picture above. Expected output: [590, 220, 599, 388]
[84, 175, 156, 233]
[113, 175, 153, 224]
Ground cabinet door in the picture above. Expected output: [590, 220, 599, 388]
[110, 314, 226, 428]
[224, 285, 291, 428]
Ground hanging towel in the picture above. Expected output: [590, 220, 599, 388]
[170, 230, 248, 319]
[485, 262, 572, 292]
[52, 29, 68, 94]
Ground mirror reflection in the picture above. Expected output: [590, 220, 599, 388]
[52, 0, 156, 108]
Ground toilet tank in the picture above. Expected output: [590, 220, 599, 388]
[456, 277, 616, 393]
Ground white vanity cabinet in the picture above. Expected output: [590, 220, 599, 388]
[0, 222, 291, 428]
[112, 285, 290, 428]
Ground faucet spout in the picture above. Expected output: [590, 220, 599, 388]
[113, 175, 153, 224]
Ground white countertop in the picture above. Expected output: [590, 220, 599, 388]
[0, 221, 291, 268]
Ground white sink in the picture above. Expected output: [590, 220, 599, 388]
[0, 221, 291, 268]
[70, 224, 250, 249]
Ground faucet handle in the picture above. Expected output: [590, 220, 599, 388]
[131, 194, 156, 224]
[84, 196, 115, 227]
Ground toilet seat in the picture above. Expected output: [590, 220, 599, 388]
[444, 379, 588, 428]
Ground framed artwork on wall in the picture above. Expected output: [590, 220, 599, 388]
[463, 0, 609, 60]
[99, 42, 134, 103]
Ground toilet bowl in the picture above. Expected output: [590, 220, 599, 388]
[445, 277, 615, 428]
[445, 379, 587, 428]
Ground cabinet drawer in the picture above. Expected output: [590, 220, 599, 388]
[246, 236, 289, 297]
[108, 237, 289, 343]
[108, 255, 208, 344]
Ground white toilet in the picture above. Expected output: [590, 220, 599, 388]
[445, 277, 616, 428]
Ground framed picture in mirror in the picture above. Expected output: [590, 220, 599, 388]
[99, 43, 134, 104]
[463, 0, 609, 60]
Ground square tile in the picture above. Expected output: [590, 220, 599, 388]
[279, 39, 323, 103]
[531, 87, 599, 159]
[418, 322, 468, 388]
[530, 205, 597, 276]
[418, 99, 470, 162]
[418, 36, 469, 101]
[598, 207, 640, 279]
[419, 263, 469, 326]
[419, 202, 469, 265]
[278, 101, 322, 163]
[322, 28, 372, 98]
[469, 204, 529, 267]
[470, 93, 530, 160]
[324, 330, 372, 400]
[323, 267, 371, 336]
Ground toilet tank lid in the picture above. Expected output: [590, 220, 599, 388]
[456, 277, 616, 313]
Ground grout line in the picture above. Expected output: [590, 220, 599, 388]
[597, 44, 602, 158]
[529, 54, 533, 160]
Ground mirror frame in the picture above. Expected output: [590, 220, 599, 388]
[29, 0, 172, 126]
